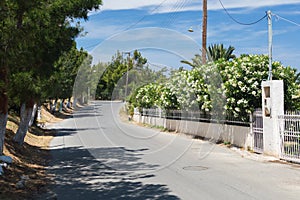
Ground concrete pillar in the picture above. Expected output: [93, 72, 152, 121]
[262, 80, 284, 157]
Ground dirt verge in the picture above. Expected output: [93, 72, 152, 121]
[0, 106, 72, 200]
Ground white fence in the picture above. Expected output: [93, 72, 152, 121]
[252, 109, 263, 153]
[134, 108, 252, 149]
[134, 108, 300, 163]
[278, 112, 300, 163]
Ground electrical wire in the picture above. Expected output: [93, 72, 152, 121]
[85, 0, 197, 50]
[161, 0, 191, 27]
[218, 0, 267, 25]
[124, 0, 170, 31]
[148, 61, 170, 69]
[272, 13, 300, 27]
[84, 0, 170, 50]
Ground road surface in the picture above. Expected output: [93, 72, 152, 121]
[41, 101, 300, 200]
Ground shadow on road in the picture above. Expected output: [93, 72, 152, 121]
[40, 146, 180, 200]
[49, 128, 100, 138]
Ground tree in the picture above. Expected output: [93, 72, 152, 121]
[181, 44, 236, 69]
[0, 0, 102, 147]
[0, 0, 21, 154]
[96, 50, 148, 100]
[181, 54, 202, 69]
[208, 44, 236, 61]
[73, 53, 94, 104]
[44, 45, 90, 109]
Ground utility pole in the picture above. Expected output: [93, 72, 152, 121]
[123, 52, 130, 101]
[267, 10, 272, 80]
[202, 0, 207, 64]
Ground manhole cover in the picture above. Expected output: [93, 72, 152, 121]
[183, 166, 208, 171]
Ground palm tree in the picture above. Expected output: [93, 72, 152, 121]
[181, 44, 236, 68]
[207, 44, 236, 61]
[181, 54, 202, 68]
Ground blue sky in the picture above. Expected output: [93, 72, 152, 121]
[76, 0, 300, 71]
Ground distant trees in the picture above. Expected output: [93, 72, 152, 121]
[45, 45, 90, 109]
[96, 50, 167, 100]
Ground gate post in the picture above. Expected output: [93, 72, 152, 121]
[262, 80, 284, 157]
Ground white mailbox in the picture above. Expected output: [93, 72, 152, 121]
[263, 86, 271, 117]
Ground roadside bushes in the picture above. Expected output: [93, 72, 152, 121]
[130, 54, 300, 116]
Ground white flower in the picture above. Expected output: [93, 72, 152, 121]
[237, 99, 243, 105]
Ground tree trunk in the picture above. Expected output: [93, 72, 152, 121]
[54, 98, 58, 112]
[50, 99, 57, 113]
[0, 113, 8, 155]
[13, 102, 34, 145]
[74, 98, 77, 109]
[28, 103, 37, 127]
[0, 67, 9, 155]
[67, 97, 72, 108]
[59, 100, 63, 112]
[62, 99, 66, 109]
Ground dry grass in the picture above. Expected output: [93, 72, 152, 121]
[0, 106, 71, 200]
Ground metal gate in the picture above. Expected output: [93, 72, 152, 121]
[253, 109, 263, 153]
[278, 113, 300, 163]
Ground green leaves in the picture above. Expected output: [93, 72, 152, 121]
[9, 71, 41, 105]
[131, 54, 300, 117]
[96, 50, 154, 100]
[208, 44, 236, 62]
[1, 0, 103, 105]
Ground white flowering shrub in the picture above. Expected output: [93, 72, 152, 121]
[166, 69, 210, 111]
[131, 54, 299, 118]
[134, 83, 161, 109]
[216, 54, 268, 117]
[159, 85, 179, 109]
[217, 54, 299, 117]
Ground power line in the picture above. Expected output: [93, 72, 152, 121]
[218, 0, 267, 25]
[148, 61, 170, 69]
[84, 0, 170, 50]
[162, 0, 191, 27]
[272, 13, 300, 27]
[124, 0, 169, 31]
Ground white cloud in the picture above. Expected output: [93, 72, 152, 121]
[98, 0, 300, 13]
[208, 0, 300, 10]
[90, 27, 200, 66]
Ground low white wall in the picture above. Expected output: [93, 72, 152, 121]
[133, 114, 252, 149]
[141, 116, 166, 128]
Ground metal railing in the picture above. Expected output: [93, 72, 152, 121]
[278, 112, 300, 163]
[141, 108, 250, 126]
[253, 109, 263, 153]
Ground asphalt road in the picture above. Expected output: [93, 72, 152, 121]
[42, 101, 300, 200]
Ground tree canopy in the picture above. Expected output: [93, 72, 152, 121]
[96, 50, 167, 100]
[0, 0, 102, 148]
